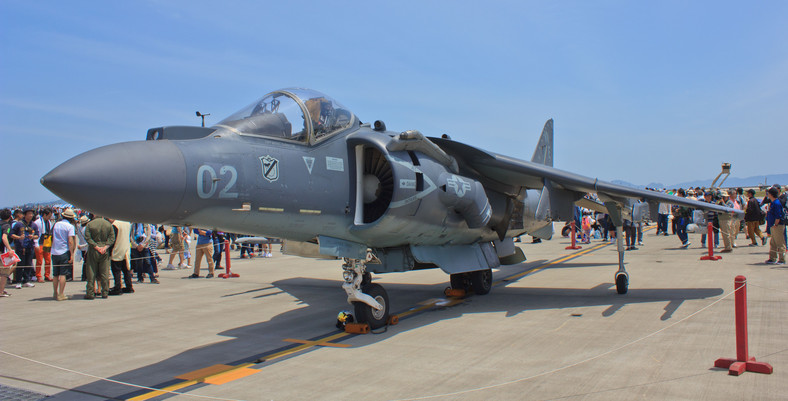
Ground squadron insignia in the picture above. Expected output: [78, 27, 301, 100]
[260, 155, 279, 182]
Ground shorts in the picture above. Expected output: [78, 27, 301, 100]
[0, 267, 12, 278]
[170, 236, 184, 252]
[51, 252, 72, 276]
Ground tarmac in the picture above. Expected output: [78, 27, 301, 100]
[0, 226, 786, 401]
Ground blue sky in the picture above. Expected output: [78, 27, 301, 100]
[1, 1, 786, 206]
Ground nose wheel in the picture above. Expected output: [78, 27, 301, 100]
[353, 283, 389, 329]
[342, 259, 390, 329]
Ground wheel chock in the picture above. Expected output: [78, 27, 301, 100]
[388, 315, 399, 325]
[344, 323, 370, 334]
[444, 288, 466, 298]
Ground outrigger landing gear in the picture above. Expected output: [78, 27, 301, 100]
[614, 226, 629, 295]
[342, 259, 389, 329]
[449, 269, 493, 295]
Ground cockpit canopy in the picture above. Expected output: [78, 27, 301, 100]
[216, 88, 356, 144]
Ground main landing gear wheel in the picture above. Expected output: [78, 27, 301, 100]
[450, 273, 468, 291]
[615, 272, 628, 295]
[470, 269, 492, 295]
[450, 269, 492, 295]
[353, 283, 389, 329]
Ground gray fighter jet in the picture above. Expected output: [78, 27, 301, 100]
[41, 88, 740, 329]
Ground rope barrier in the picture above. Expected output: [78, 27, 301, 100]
[6, 247, 231, 268]
[0, 349, 246, 401]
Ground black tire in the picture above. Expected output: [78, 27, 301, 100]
[353, 283, 389, 329]
[450, 273, 468, 290]
[470, 269, 493, 295]
[361, 272, 372, 287]
[615, 273, 628, 295]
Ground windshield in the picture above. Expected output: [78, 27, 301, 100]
[216, 88, 355, 144]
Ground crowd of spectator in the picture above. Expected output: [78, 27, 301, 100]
[0, 206, 276, 299]
[562, 184, 786, 264]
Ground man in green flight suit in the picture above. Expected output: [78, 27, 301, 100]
[84, 215, 115, 299]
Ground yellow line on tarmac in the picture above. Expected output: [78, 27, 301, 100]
[494, 242, 609, 286]
[258, 332, 350, 362]
[127, 380, 199, 401]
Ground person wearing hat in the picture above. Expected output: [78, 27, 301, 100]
[9, 209, 39, 288]
[50, 209, 77, 300]
[744, 189, 766, 246]
[717, 191, 736, 252]
[83, 214, 115, 299]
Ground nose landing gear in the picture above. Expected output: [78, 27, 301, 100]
[342, 259, 389, 329]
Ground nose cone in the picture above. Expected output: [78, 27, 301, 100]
[42, 141, 186, 223]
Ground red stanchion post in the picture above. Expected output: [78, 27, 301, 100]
[565, 221, 582, 250]
[713, 276, 773, 376]
[700, 222, 721, 261]
[219, 240, 239, 278]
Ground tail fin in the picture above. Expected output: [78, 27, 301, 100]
[530, 119, 553, 166]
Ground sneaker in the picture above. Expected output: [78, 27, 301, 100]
[14, 284, 21, 289]
[122, 287, 135, 293]
[681, 242, 691, 248]
[206, 273, 214, 278]
[24, 282, 35, 287]
[266, 252, 272, 258]
[151, 279, 160, 284]
[57, 294, 67, 301]
[163, 264, 177, 270]
[83, 295, 94, 300]
[637, 241, 643, 246]
[777, 261, 786, 265]
[189, 274, 200, 278]
[765, 260, 777, 265]
[762, 237, 767, 246]
[749, 243, 758, 247]
[719, 249, 732, 253]
[629, 246, 638, 251]
[732, 244, 737, 248]
[179, 264, 191, 269]
[1, 293, 9, 297]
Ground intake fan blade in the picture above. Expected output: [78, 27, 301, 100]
[363, 147, 394, 223]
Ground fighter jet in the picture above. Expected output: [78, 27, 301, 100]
[41, 88, 740, 329]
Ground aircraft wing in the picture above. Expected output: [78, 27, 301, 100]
[430, 137, 743, 218]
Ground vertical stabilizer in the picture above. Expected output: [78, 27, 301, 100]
[530, 119, 553, 166]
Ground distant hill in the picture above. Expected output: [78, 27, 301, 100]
[670, 174, 788, 190]
[612, 174, 787, 190]
[3, 199, 67, 210]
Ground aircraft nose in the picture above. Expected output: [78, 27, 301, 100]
[41, 140, 186, 223]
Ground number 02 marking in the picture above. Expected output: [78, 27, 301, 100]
[197, 165, 239, 199]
